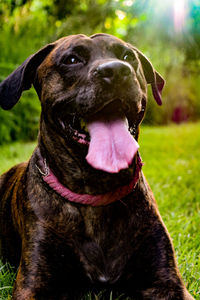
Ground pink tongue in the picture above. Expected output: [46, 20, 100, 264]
[86, 117, 139, 173]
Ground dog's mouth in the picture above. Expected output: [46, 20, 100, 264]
[59, 100, 139, 173]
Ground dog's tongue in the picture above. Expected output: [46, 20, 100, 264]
[86, 114, 139, 173]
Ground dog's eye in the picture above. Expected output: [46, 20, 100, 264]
[64, 55, 82, 65]
[123, 52, 135, 62]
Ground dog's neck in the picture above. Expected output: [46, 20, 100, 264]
[35, 148, 143, 206]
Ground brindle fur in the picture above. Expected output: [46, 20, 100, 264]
[0, 34, 194, 299]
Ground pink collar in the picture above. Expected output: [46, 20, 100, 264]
[37, 155, 143, 206]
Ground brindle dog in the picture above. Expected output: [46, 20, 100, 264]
[0, 34, 194, 300]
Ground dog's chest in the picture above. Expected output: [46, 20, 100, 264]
[75, 204, 134, 284]
[35, 193, 135, 284]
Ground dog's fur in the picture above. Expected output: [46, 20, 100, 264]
[0, 34, 194, 299]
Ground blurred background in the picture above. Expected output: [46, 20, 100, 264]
[0, 2, 200, 297]
[0, 0, 199, 144]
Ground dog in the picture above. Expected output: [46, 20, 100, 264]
[0, 33, 194, 300]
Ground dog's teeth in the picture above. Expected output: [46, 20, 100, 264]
[59, 120, 66, 130]
[124, 117, 128, 128]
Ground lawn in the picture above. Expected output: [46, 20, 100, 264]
[0, 122, 200, 299]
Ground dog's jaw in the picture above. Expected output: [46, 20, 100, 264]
[38, 116, 140, 195]
[38, 94, 143, 194]
[54, 98, 142, 174]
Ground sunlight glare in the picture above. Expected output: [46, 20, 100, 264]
[116, 10, 126, 20]
[123, 0, 135, 6]
[173, 0, 187, 32]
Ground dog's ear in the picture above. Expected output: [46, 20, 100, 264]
[0, 43, 55, 110]
[131, 46, 165, 105]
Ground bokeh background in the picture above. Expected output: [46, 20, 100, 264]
[0, 1, 200, 298]
[0, 0, 200, 144]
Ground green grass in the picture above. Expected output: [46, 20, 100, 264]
[140, 122, 200, 299]
[0, 122, 200, 299]
[0, 263, 15, 300]
[0, 141, 36, 174]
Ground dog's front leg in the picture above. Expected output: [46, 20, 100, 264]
[12, 263, 37, 300]
[12, 230, 87, 300]
[12, 256, 65, 300]
[12, 253, 85, 300]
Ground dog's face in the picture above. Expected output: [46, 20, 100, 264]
[0, 33, 164, 175]
[37, 34, 146, 134]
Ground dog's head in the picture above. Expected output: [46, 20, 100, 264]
[0, 33, 164, 175]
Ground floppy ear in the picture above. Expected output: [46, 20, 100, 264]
[0, 43, 55, 110]
[134, 47, 165, 106]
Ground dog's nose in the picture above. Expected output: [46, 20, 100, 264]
[96, 61, 132, 84]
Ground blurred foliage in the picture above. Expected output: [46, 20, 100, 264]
[0, 0, 200, 144]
